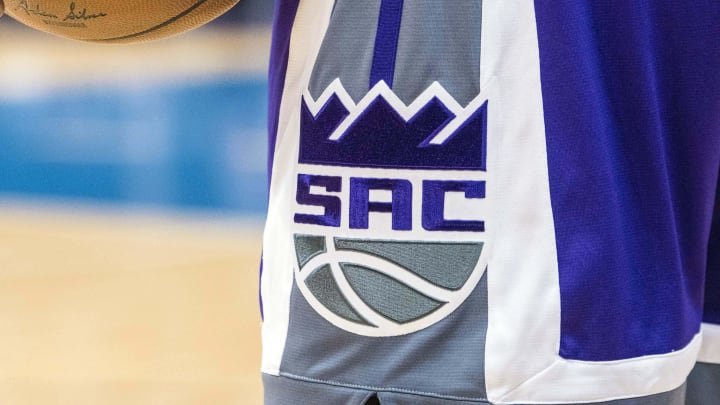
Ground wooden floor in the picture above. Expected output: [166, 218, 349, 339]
[0, 204, 264, 404]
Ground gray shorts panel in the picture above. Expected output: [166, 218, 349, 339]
[264, 373, 374, 405]
[279, 273, 489, 401]
[263, 373, 687, 405]
[686, 362, 720, 405]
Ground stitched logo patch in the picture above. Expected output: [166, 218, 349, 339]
[292, 80, 489, 336]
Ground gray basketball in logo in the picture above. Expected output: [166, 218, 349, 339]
[294, 234, 484, 336]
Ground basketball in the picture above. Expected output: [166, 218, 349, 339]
[4, 0, 241, 43]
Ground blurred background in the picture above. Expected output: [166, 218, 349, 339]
[0, 2, 271, 404]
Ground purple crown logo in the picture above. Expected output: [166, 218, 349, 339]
[299, 80, 487, 171]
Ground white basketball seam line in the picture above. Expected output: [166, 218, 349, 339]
[324, 236, 397, 328]
[331, 251, 456, 303]
[298, 247, 457, 303]
[328, 262, 396, 328]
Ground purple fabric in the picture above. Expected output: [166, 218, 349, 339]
[299, 95, 487, 170]
[535, 1, 720, 360]
[705, 179, 720, 325]
[370, 0, 404, 89]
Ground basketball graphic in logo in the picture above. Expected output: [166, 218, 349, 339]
[294, 235, 484, 336]
[292, 79, 489, 336]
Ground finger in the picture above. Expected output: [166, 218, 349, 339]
[0, 0, 4, 18]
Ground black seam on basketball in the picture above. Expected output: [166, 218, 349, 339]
[96, 0, 209, 42]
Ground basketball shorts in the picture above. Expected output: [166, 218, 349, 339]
[260, 1, 720, 403]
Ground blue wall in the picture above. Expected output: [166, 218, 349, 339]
[215, 0, 274, 25]
[0, 79, 269, 215]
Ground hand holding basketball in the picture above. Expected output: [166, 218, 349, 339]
[1, 0, 5, 18]
[4, 0, 240, 43]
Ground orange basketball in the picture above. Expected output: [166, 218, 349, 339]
[4, 0, 241, 43]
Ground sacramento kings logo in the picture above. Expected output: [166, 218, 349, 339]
[292, 79, 489, 337]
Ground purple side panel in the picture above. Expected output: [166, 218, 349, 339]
[262, 0, 301, 319]
[535, 1, 720, 360]
[705, 177, 720, 325]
